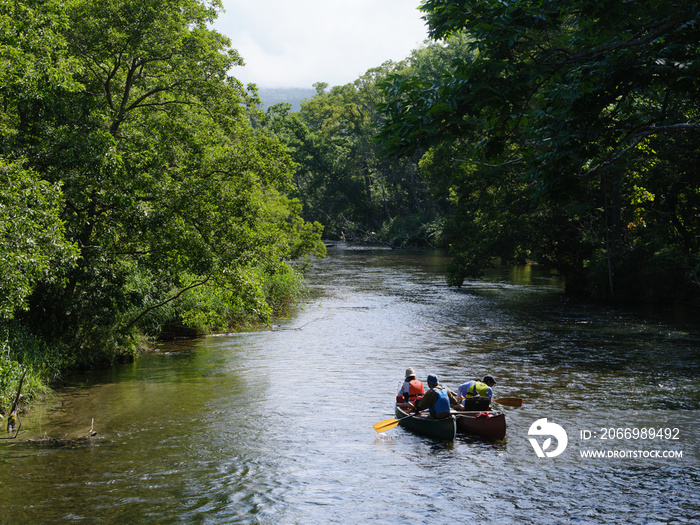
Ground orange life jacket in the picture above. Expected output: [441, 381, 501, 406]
[408, 379, 425, 403]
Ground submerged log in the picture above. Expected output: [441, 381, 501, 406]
[27, 419, 98, 448]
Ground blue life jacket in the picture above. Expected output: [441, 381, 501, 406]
[429, 387, 450, 417]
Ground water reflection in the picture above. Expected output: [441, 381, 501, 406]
[2, 245, 699, 523]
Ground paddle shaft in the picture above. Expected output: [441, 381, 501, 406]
[393, 412, 417, 424]
[373, 409, 424, 433]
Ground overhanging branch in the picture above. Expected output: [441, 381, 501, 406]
[579, 122, 700, 179]
[122, 276, 212, 332]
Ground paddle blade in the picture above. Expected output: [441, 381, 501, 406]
[373, 418, 400, 433]
[493, 397, 523, 407]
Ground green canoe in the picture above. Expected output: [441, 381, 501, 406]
[394, 404, 456, 441]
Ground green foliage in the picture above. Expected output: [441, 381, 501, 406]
[0, 158, 79, 318]
[378, 213, 444, 248]
[0, 0, 325, 377]
[130, 263, 307, 337]
[375, 0, 700, 301]
[387, 1, 700, 187]
[0, 355, 28, 415]
[0, 324, 56, 414]
[263, 264, 307, 317]
[586, 243, 693, 302]
[256, 62, 442, 245]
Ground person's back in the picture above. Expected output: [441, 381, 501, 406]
[458, 375, 496, 410]
[428, 385, 451, 418]
[415, 374, 455, 419]
[459, 380, 491, 398]
[397, 367, 424, 404]
[458, 380, 477, 398]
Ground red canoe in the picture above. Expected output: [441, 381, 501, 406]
[454, 410, 506, 440]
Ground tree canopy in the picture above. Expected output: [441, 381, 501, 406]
[1, 0, 324, 368]
[383, 1, 700, 182]
[0, 159, 78, 319]
[255, 67, 440, 247]
[374, 0, 700, 300]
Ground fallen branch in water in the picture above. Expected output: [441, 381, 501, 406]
[27, 419, 98, 447]
[1, 369, 27, 439]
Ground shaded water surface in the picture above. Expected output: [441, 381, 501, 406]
[2, 245, 699, 524]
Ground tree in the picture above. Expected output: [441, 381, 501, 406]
[377, 0, 700, 300]
[403, 0, 700, 185]
[0, 0, 82, 319]
[2, 0, 324, 361]
[258, 63, 439, 246]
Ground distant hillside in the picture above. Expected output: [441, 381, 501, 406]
[256, 88, 316, 112]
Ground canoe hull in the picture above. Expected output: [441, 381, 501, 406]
[394, 405, 456, 441]
[455, 411, 506, 440]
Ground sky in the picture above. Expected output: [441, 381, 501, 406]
[212, 0, 430, 89]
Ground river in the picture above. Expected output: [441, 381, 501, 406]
[2, 245, 699, 524]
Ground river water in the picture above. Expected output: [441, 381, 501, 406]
[2, 245, 699, 524]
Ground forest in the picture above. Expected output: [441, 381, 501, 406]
[0, 0, 325, 413]
[257, 0, 699, 300]
[1, 0, 699, 414]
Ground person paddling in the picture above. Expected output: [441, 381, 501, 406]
[413, 374, 461, 419]
[397, 367, 424, 404]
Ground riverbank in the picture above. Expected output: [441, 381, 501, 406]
[0, 261, 312, 422]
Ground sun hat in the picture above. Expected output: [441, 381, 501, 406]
[427, 374, 438, 386]
[482, 375, 496, 385]
[405, 367, 416, 379]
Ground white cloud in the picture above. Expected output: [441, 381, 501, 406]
[213, 0, 429, 88]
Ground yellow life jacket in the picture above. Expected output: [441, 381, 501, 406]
[466, 381, 490, 397]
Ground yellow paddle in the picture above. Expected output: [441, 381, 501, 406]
[493, 397, 523, 407]
[373, 411, 420, 433]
